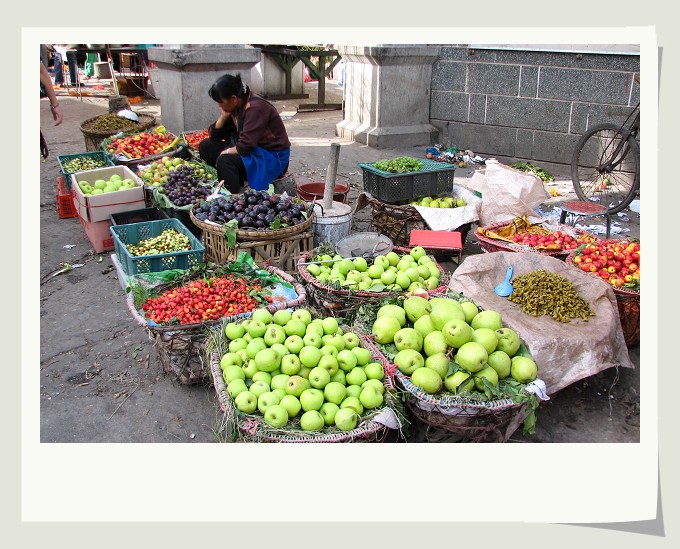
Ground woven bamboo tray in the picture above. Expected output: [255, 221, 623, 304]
[80, 113, 156, 152]
[126, 265, 307, 385]
[475, 219, 598, 259]
[209, 329, 401, 442]
[296, 246, 450, 319]
[565, 245, 640, 346]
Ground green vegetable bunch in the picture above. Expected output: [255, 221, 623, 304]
[374, 157, 424, 174]
[510, 162, 555, 182]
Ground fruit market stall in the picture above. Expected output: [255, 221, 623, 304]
[206, 307, 404, 442]
[126, 254, 306, 385]
[80, 112, 156, 152]
[447, 251, 634, 395]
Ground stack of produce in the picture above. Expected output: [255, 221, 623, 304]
[126, 229, 192, 258]
[208, 307, 402, 442]
[183, 129, 209, 150]
[568, 239, 640, 291]
[105, 128, 181, 159]
[137, 156, 216, 188]
[407, 195, 467, 208]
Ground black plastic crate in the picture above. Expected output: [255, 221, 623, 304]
[110, 207, 169, 226]
[358, 159, 455, 203]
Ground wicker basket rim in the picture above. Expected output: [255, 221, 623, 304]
[189, 203, 314, 240]
[296, 249, 450, 298]
[126, 264, 307, 333]
[564, 249, 640, 297]
[80, 113, 156, 137]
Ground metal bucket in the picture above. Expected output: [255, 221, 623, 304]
[311, 202, 352, 247]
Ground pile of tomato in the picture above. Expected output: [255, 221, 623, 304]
[570, 239, 640, 291]
[141, 275, 274, 325]
[107, 131, 179, 159]
[509, 230, 597, 251]
[185, 129, 209, 150]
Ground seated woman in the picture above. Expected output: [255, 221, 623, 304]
[199, 73, 291, 194]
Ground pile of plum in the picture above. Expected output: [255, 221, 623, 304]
[193, 190, 309, 230]
[158, 164, 213, 206]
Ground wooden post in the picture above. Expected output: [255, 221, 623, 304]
[322, 143, 341, 211]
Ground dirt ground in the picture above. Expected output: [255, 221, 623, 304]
[38, 76, 640, 443]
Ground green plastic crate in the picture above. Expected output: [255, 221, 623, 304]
[110, 218, 205, 276]
[358, 158, 455, 203]
[57, 152, 115, 191]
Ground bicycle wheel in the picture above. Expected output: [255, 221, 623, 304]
[571, 123, 640, 215]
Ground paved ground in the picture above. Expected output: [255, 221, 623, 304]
[38, 75, 640, 443]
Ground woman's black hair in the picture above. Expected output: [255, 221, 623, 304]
[208, 73, 248, 102]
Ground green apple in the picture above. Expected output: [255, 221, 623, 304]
[283, 335, 304, 355]
[376, 304, 407, 327]
[417, 255, 433, 266]
[300, 388, 325, 412]
[229, 338, 248, 353]
[410, 366, 443, 394]
[495, 328, 521, 357]
[284, 375, 308, 397]
[254, 347, 281, 372]
[319, 402, 340, 426]
[403, 296, 432, 323]
[410, 246, 427, 262]
[427, 263, 441, 279]
[323, 381, 347, 406]
[334, 258, 353, 275]
[404, 267, 421, 283]
[396, 258, 413, 272]
[336, 349, 358, 372]
[291, 308, 313, 326]
[257, 391, 281, 414]
[334, 407, 358, 431]
[367, 264, 384, 279]
[280, 353, 302, 376]
[345, 385, 362, 399]
[393, 327, 423, 352]
[454, 342, 489, 373]
[424, 353, 451, 380]
[471, 328, 499, 354]
[340, 396, 364, 416]
[441, 318, 474, 348]
[222, 365, 246, 384]
[487, 350, 512, 379]
[423, 330, 449, 357]
[302, 332, 323, 349]
[263, 325, 287, 346]
[273, 309, 293, 326]
[283, 318, 307, 337]
[279, 394, 301, 418]
[373, 255, 390, 270]
[227, 378, 248, 399]
[394, 271, 412, 290]
[362, 378, 385, 395]
[345, 366, 367, 387]
[386, 251, 400, 266]
[224, 322, 246, 340]
[380, 270, 397, 286]
[330, 370, 346, 384]
[251, 370, 272, 386]
[474, 366, 499, 391]
[246, 320, 267, 338]
[263, 403, 288, 428]
[325, 334, 345, 352]
[342, 332, 360, 350]
[234, 390, 258, 413]
[471, 310, 503, 331]
[364, 362, 385, 381]
[298, 366, 312, 379]
[394, 348, 425, 375]
[270, 374, 291, 391]
[220, 352, 243, 370]
[444, 370, 475, 395]
[352, 256, 368, 272]
[321, 316, 339, 335]
[510, 356, 538, 383]
[93, 179, 107, 190]
[300, 410, 325, 431]
[417, 264, 432, 280]
[317, 354, 339, 376]
[308, 366, 331, 389]
[320, 344, 339, 358]
[359, 385, 384, 409]
[299, 345, 323, 369]
[251, 309, 273, 325]
[460, 301, 480, 324]
[241, 359, 259, 380]
[351, 346, 372, 366]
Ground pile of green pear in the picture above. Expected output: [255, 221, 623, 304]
[407, 195, 467, 208]
[370, 296, 538, 397]
[220, 307, 390, 433]
[306, 246, 441, 293]
[77, 173, 139, 196]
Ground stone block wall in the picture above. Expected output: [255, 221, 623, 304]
[429, 45, 640, 169]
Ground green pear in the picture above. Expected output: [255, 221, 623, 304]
[413, 314, 437, 339]
[429, 299, 466, 330]
[403, 296, 432, 323]
[376, 304, 407, 327]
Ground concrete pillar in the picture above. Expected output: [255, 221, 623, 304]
[250, 52, 305, 98]
[147, 45, 261, 135]
[335, 45, 441, 148]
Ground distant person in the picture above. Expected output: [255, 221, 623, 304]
[198, 73, 291, 194]
[40, 60, 63, 158]
[52, 44, 78, 86]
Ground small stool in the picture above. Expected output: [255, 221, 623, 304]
[558, 201, 611, 239]
[409, 230, 464, 265]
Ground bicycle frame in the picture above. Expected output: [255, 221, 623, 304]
[601, 104, 640, 173]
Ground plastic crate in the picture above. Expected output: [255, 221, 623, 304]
[110, 218, 206, 276]
[110, 207, 169, 226]
[56, 176, 78, 219]
[58, 152, 115, 191]
[358, 158, 455, 203]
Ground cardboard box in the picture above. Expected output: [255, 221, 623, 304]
[71, 166, 146, 223]
[79, 216, 114, 253]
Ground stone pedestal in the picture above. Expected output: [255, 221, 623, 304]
[335, 46, 441, 148]
[148, 45, 261, 135]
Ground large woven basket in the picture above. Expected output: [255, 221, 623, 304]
[126, 265, 307, 385]
[367, 195, 472, 248]
[565, 245, 640, 347]
[80, 113, 156, 152]
[296, 246, 449, 320]
[208, 329, 401, 442]
[475, 218, 598, 259]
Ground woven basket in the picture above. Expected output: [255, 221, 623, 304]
[367, 195, 472, 247]
[565, 245, 640, 346]
[475, 219, 598, 259]
[209, 329, 400, 442]
[296, 246, 450, 319]
[80, 113, 156, 152]
[126, 265, 307, 385]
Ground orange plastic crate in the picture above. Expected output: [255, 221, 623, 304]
[56, 176, 78, 219]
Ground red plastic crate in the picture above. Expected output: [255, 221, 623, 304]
[56, 176, 78, 219]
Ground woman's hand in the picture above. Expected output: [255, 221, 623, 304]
[219, 146, 237, 156]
